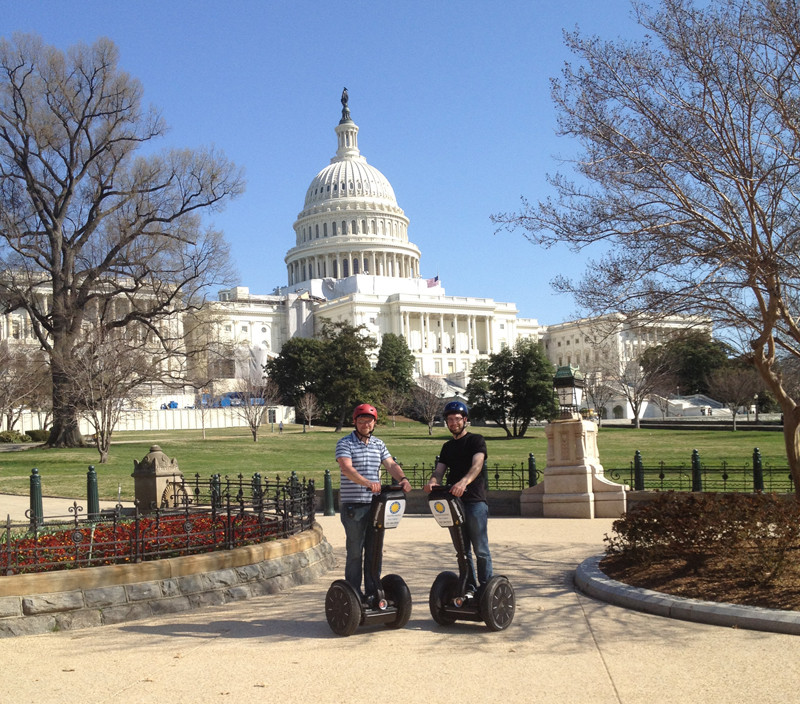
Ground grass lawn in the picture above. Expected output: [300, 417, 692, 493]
[0, 420, 789, 501]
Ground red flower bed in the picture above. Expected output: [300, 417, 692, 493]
[1, 512, 281, 575]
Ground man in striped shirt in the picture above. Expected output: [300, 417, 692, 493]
[336, 403, 411, 599]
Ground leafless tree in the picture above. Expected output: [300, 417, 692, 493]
[297, 392, 321, 432]
[182, 309, 237, 440]
[706, 367, 764, 430]
[583, 371, 617, 426]
[413, 376, 445, 436]
[68, 326, 159, 463]
[598, 345, 676, 428]
[381, 387, 409, 427]
[493, 0, 800, 493]
[0, 35, 243, 448]
[232, 373, 281, 442]
[0, 342, 50, 432]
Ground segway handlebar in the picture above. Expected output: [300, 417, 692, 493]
[427, 486, 465, 527]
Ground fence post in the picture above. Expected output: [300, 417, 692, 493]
[634, 450, 644, 491]
[211, 473, 221, 508]
[528, 453, 537, 487]
[87, 465, 100, 520]
[323, 469, 336, 516]
[691, 449, 703, 492]
[29, 467, 43, 529]
[753, 447, 764, 493]
[252, 472, 264, 513]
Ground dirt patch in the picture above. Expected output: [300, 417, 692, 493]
[600, 551, 800, 612]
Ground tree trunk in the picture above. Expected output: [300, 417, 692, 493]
[782, 409, 800, 501]
[48, 354, 84, 447]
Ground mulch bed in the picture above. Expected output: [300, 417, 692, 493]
[600, 552, 800, 612]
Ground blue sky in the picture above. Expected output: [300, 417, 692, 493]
[4, 0, 643, 324]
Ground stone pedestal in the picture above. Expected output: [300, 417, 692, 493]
[131, 445, 182, 512]
[520, 417, 627, 518]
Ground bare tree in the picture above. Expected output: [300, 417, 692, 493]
[232, 373, 281, 442]
[183, 308, 237, 440]
[381, 387, 409, 427]
[0, 342, 50, 432]
[68, 326, 158, 463]
[583, 371, 617, 426]
[296, 392, 321, 432]
[706, 367, 764, 430]
[0, 35, 243, 448]
[412, 376, 445, 436]
[493, 0, 800, 493]
[601, 349, 676, 428]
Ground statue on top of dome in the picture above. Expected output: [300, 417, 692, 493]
[340, 87, 351, 123]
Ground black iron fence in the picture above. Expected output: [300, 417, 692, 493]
[381, 454, 541, 491]
[603, 448, 795, 494]
[1, 472, 315, 576]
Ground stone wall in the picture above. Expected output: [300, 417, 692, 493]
[0, 523, 334, 637]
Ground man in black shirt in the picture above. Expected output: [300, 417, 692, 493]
[424, 401, 493, 590]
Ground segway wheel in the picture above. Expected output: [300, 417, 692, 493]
[429, 571, 460, 626]
[381, 573, 412, 629]
[325, 579, 362, 636]
[479, 576, 515, 631]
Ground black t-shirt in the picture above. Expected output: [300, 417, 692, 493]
[439, 432, 488, 503]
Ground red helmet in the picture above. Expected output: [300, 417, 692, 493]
[352, 403, 378, 422]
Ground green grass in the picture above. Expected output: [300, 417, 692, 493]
[0, 421, 789, 501]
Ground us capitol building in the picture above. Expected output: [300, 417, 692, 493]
[206, 92, 695, 399]
[2, 91, 699, 420]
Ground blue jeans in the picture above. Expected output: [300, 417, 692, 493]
[461, 501, 493, 588]
[340, 502, 380, 597]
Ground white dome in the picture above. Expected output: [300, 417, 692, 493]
[303, 158, 398, 209]
[285, 92, 421, 289]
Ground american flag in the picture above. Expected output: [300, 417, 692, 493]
[426, 276, 439, 287]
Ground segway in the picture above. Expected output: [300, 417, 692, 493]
[428, 486, 515, 631]
[325, 485, 412, 636]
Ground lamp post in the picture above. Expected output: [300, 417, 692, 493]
[553, 365, 585, 419]
[520, 363, 627, 518]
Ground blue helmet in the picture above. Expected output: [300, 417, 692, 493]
[443, 401, 469, 419]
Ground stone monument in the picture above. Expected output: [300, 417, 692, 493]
[131, 445, 183, 511]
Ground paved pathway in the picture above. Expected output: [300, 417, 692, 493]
[1, 504, 799, 703]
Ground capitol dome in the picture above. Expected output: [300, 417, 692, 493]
[285, 91, 421, 287]
[303, 148, 398, 210]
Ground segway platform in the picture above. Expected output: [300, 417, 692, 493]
[428, 487, 515, 631]
[325, 486, 412, 636]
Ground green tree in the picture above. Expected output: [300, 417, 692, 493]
[642, 331, 732, 396]
[375, 333, 415, 393]
[316, 321, 379, 431]
[467, 339, 557, 437]
[0, 35, 243, 447]
[265, 337, 326, 406]
[493, 0, 800, 493]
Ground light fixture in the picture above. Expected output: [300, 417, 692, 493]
[553, 365, 585, 419]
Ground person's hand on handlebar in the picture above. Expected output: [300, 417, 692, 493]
[368, 481, 381, 493]
[449, 479, 468, 497]
[424, 476, 439, 494]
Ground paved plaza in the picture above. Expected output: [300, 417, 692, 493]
[1, 501, 799, 703]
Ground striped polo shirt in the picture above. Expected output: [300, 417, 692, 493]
[336, 431, 391, 504]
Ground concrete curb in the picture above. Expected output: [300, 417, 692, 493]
[575, 554, 800, 636]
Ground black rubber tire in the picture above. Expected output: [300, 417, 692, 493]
[381, 573, 412, 629]
[479, 576, 515, 631]
[325, 579, 362, 636]
[429, 571, 459, 625]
